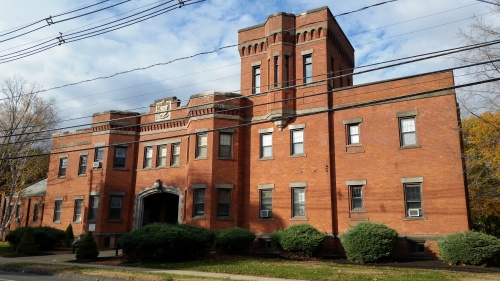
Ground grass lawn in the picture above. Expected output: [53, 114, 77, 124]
[0, 242, 14, 256]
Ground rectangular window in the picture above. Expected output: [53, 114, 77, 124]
[196, 134, 207, 158]
[400, 117, 417, 146]
[217, 189, 231, 217]
[171, 143, 180, 165]
[284, 55, 290, 87]
[144, 146, 153, 168]
[260, 189, 273, 218]
[348, 124, 360, 145]
[58, 157, 67, 177]
[53, 200, 62, 222]
[218, 133, 232, 158]
[330, 56, 334, 88]
[339, 66, 343, 87]
[404, 183, 423, 217]
[291, 129, 304, 155]
[157, 145, 167, 167]
[15, 204, 21, 220]
[95, 147, 104, 163]
[303, 55, 312, 83]
[73, 199, 83, 222]
[78, 155, 87, 175]
[273, 56, 279, 87]
[193, 189, 205, 217]
[33, 203, 40, 222]
[292, 188, 306, 217]
[109, 195, 123, 220]
[350, 186, 364, 211]
[113, 146, 127, 168]
[88, 196, 99, 221]
[252, 66, 261, 94]
[260, 133, 272, 158]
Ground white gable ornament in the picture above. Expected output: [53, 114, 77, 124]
[155, 100, 171, 121]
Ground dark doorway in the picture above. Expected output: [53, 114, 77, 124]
[142, 192, 179, 226]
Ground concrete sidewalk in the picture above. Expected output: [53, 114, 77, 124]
[0, 250, 305, 281]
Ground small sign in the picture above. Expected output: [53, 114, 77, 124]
[89, 224, 96, 231]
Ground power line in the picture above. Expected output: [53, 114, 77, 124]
[2, 76, 498, 161]
[1, 39, 498, 139]
[2, 56, 498, 146]
[476, 0, 500, 7]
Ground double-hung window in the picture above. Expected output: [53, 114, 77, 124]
[78, 155, 87, 175]
[113, 146, 127, 168]
[144, 146, 153, 168]
[33, 203, 40, 222]
[284, 55, 290, 87]
[88, 196, 99, 221]
[218, 133, 232, 158]
[350, 186, 364, 211]
[193, 187, 205, 217]
[171, 143, 180, 165]
[273, 56, 279, 87]
[404, 183, 423, 217]
[53, 200, 62, 222]
[260, 133, 272, 158]
[15, 204, 21, 221]
[109, 195, 123, 220]
[348, 124, 360, 145]
[400, 117, 417, 146]
[259, 188, 273, 218]
[253, 66, 261, 94]
[291, 129, 304, 155]
[292, 188, 306, 217]
[95, 147, 104, 165]
[73, 199, 83, 222]
[157, 145, 167, 167]
[196, 133, 208, 158]
[58, 157, 67, 177]
[217, 188, 231, 217]
[303, 55, 312, 83]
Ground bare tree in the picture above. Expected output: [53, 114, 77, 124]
[0, 75, 58, 238]
[454, 0, 500, 116]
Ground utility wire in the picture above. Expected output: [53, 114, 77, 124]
[1, 76, 498, 161]
[2, 56, 498, 146]
[1, 39, 498, 138]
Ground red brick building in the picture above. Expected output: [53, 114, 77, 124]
[42, 6, 470, 255]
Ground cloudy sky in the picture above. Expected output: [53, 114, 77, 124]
[0, 0, 496, 130]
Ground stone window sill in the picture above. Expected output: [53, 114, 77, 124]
[350, 209, 366, 213]
[290, 216, 308, 221]
[348, 218, 369, 221]
[112, 167, 127, 171]
[195, 157, 208, 160]
[258, 217, 275, 221]
[191, 215, 206, 220]
[346, 143, 362, 147]
[404, 216, 427, 221]
[290, 153, 306, 158]
[399, 145, 421, 150]
[218, 157, 235, 161]
[345, 150, 365, 154]
[259, 156, 274, 161]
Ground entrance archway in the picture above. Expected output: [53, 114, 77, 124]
[133, 183, 183, 230]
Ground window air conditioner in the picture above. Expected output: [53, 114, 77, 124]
[92, 161, 101, 168]
[260, 210, 271, 218]
[408, 208, 420, 217]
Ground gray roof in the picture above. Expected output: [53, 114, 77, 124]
[22, 178, 47, 197]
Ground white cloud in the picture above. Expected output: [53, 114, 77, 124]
[0, 0, 494, 129]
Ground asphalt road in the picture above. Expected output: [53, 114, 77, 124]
[0, 270, 87, 281]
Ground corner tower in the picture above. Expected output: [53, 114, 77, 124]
[238, 6, 354, 129]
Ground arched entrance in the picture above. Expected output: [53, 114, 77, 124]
[133, 183, 183, 230]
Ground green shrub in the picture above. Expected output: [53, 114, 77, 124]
[120, 223, 215, 262]
[340, 222, 398, 263]
[76, 232, 99, 260]
[272, 224, 325, 256]
[438, 231, 500, 265]
[6, 226, 65, 250]
[64, 224, 74, 247]
[16, 227, 37, 255]
[215, 227, 255, 252]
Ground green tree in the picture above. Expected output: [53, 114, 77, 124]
[76, 232, 99, 260]
[64, 224, 74, 247]
[16, 227, 38, 255]
[462, 112, 500, 236]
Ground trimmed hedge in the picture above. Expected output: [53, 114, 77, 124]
[120, 223, 216, 262]
[16, 227, 38, 255]
[6, 226, 65, 251]
[215, 227, 256, 252]
[76, 232, 99, 260]
[271, 224, 325, 256]
[438, 231, 500, 265]
[340, 222, 398, 263]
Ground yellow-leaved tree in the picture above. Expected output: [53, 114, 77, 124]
[462, 112, 500, 236]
